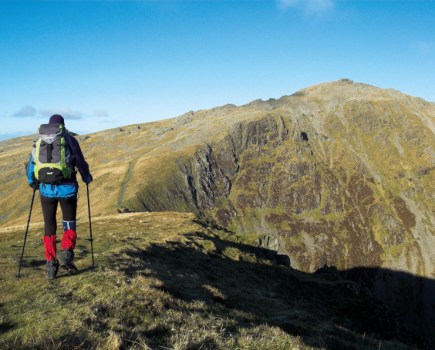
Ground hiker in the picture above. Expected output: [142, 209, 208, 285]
[26, 114, 93, 279]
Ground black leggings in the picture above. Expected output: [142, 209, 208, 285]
[40, 195, 77, 236]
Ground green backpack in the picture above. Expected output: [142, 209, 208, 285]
[33, 123, 73, 184]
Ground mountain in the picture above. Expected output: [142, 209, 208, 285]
[1, 79, 434, 346]
[3, 79, 433, 275]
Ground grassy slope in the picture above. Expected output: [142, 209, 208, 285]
[0, 212, 417, 350]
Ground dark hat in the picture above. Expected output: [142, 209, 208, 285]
[49, 114, 65, 125]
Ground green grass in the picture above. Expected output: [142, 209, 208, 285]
[0, 212, 418, 350]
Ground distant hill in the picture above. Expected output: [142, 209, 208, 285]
[1, 79, 434, 345]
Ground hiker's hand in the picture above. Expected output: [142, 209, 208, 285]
[84, 174, 93, 184]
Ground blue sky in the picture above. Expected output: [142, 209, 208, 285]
[1, 0, 434, 140]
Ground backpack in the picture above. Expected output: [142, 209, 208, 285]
[32, 123, 73, 184]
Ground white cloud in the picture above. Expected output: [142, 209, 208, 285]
[13, 105, 37, 118]
[12, 106, 86, 120]
[93, 110, 109, 118]
[278, 0, 335, 14]
[38, 108, 84, 120]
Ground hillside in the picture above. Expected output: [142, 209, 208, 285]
[0, 212, 425, 349]
[0, 79, 434, 347]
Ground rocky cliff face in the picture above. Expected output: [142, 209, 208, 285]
[127, 80, 435, 280]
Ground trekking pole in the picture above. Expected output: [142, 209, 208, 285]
[86, 184, 95, 270]
[17, 188, 37, 278]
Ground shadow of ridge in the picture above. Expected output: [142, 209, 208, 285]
[111, 231, 430, 350]
[340, 266, 435, 349]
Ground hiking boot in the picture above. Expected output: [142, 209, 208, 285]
[46, 259, 59, 280]
[60, 249, 78, 274]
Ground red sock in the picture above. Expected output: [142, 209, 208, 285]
[43, 235, 57, 261]
[61, 230, 77, 250]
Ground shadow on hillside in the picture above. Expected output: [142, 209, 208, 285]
[56, 266, 95, 280]
[0, 303, 15, 335]
[18, 259, 46, 268]
[341, 266, 435, 349]
[113, 232, 434, 350]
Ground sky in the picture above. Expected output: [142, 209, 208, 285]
[0, 0, 434, 140]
